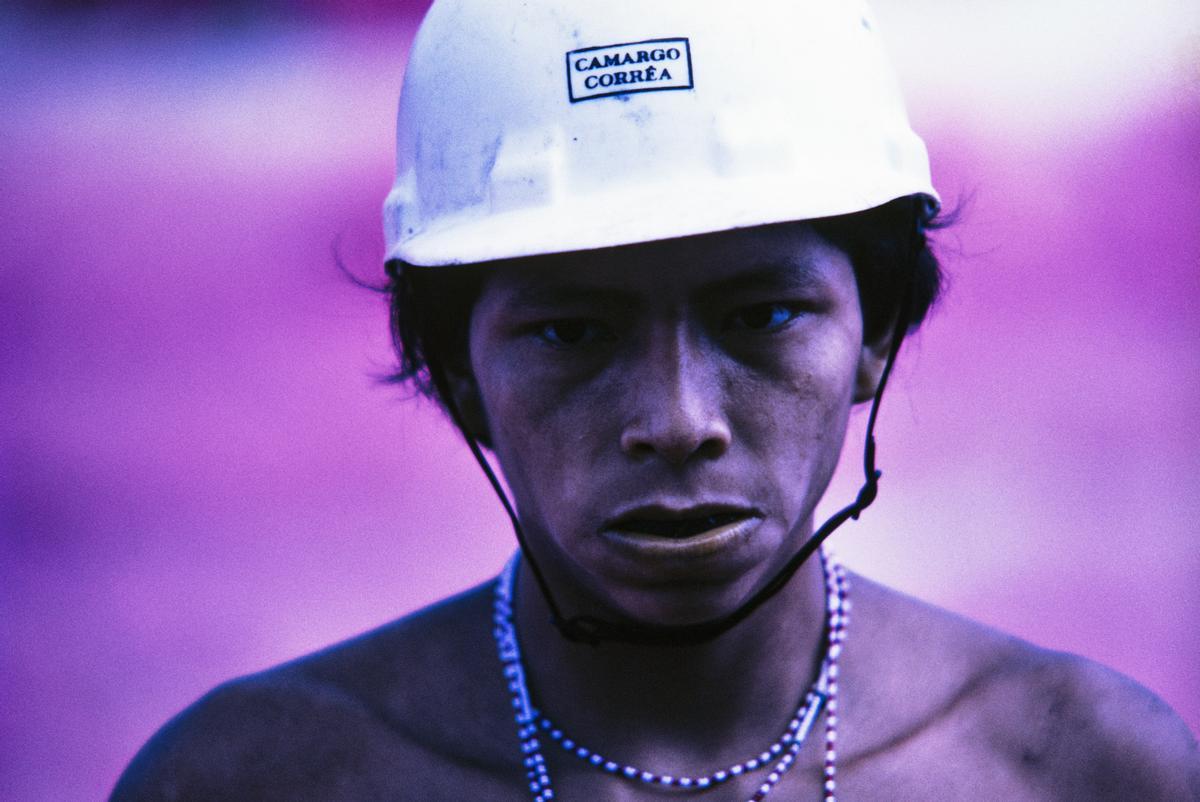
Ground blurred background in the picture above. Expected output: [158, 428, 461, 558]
[1, 0, 1197, 798]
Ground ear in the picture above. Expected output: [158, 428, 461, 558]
[853, 327, 896, 404]
[445, 369, 494, 449]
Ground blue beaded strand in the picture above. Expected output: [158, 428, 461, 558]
[492, 551, 846, 801]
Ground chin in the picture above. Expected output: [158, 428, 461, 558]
[585, 551, 774, 627]
[603, 575, 765, 628]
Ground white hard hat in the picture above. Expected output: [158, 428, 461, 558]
[384, 0, 938, 267]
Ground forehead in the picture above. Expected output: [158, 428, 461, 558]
[478, 222, 854, 302]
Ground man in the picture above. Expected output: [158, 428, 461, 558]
[113, 0, 1199, 799]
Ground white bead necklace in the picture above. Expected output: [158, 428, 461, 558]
[491, 550, 848, 801]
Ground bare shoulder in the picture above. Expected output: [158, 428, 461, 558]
[991, 646, 1200, 800]
[111, 581, 525, 801]
[842, 573, 1199, 800]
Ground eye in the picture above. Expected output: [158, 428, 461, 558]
[534, 319, 611, 347]
[725, 302, 802, 332]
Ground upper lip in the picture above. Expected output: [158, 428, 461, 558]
[605, 502, 761, 531]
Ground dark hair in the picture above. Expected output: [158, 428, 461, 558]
[381, 194, 947, 413]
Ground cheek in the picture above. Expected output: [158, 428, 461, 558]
[739, 318, 861, 418]
[735, 363, 852, 460]
[729, 330, 860, 500]
[473, 360, 612, 527]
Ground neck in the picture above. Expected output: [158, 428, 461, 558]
[511, 549, 829, 770]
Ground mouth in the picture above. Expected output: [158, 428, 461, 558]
[606, 505, 761, 540]
[600, 504, 763, 562]
[611, 511, 749, 539]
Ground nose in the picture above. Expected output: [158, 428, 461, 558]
[619, 325, 732, 466]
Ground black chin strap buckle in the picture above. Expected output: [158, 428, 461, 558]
[851, 469, 882, 520]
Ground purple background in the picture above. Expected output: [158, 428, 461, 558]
[2, 2, 1197, 799]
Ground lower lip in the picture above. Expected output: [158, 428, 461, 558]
[600, 516, 761, 559]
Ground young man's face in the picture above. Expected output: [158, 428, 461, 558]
[464, 223, 886, 625]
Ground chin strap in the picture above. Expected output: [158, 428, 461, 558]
[426, 282, 912, 648]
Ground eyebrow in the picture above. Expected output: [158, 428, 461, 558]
[502, 283, 634, 309]
[696, 262, 827, 300]
[500, 260, 827, 309]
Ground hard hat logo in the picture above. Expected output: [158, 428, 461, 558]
[567, 39, 694, 103]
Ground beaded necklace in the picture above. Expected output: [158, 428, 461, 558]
[491, 550, 848, 801]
